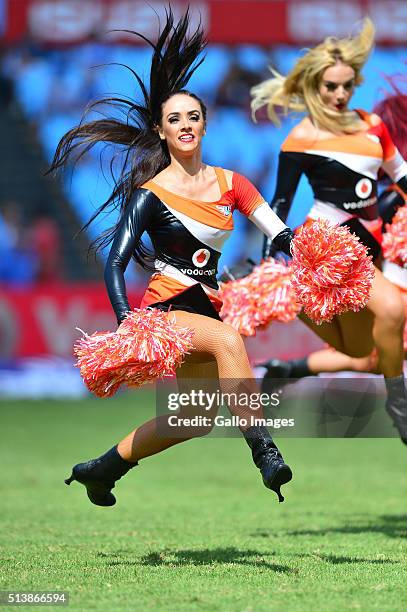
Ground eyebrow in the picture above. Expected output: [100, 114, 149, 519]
[324, 79, 354, 86]
[166, 110, 201, 118]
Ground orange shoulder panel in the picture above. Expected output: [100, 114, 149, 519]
[231, 172, 264, 216]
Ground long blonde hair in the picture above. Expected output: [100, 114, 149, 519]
[251, 18, 375, 133]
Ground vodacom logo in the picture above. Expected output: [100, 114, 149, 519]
[355, 178, 372, 199]
[192, 248, 210, 268]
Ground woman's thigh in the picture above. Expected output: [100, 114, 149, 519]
[170, 310, 252, 379]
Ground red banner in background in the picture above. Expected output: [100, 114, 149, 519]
[3, 0, 407, 45]
[0, 283, 323, 361]
[0, 283, 143, 359]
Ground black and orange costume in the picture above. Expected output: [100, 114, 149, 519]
[67, 167, 295, 506]
[264, 110, 407, 258]
[106, 168, 290, 323]
[260, 110, 407, 443]
[57, 10, 296, 508]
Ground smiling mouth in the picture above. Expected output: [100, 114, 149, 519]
[335, 103, 346, 111]
[179, 134, 194, 142]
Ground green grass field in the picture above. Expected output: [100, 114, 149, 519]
[1, 392, 406, 611]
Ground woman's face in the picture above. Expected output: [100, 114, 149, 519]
[158, 94, 206, 156]
[319, 63, 356, 112]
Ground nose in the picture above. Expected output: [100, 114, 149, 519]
[180, 117, 192, 130]
[336, 86, 347, 100]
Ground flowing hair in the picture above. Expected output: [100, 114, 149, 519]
[374, 73, 407, 159]
[251, 17, 375, 133]
[48, 8, 207, 265]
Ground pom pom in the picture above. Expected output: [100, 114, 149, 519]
[382, 206, 407, 267]
[219, 258, 300, 336]
[74, 309, 194, 398]
[290, 219, 375, 324]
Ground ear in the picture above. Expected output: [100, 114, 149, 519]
[155, 125, 165, 141]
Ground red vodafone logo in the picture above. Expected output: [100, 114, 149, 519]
[192, 249, 210, 268]
[355, 178, 372, 199]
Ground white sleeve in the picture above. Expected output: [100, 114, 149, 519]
[381, 148, 407, 183]
[249, 202, 288, 240]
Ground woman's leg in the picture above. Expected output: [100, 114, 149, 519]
[279, 269, 407, 440]
[68, 311, 292, 505]
[118, 309, 259, 464]
[366, 269, 405, 377]
[299, 268, 403, 368]
[299, 308, 375, 358]
[306, 348, 377, 374]
[118, 355, 220, 461]
[166, 312, 293, 501]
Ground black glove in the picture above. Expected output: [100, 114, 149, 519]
[263, 228, 294, 259]
[219, 258, 256, 282]
[378, 188, 404, 226]
[262, 235, 277, 260]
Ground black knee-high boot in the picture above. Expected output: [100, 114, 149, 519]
[243, 426, 293, 502]
[384, 375, 407, 444]
[65, 446, 138, 506]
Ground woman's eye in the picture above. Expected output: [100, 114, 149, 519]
[169, 117, 178, 123]
[326, 84, 336, 92]
[190, 115, 200, 121]
[344, 82, 354, 91]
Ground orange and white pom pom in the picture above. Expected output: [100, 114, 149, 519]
[382, 206, 407, 267]
[290, 219, 375, 324]
[74, 309, 194, 398]
[220, 259, 300, 336]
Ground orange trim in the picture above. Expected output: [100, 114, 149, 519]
[142, 169, 263, 227]
[214, 166, 229, 194]
[355, 108, 373, 125]
[282, 133, 382, 158]
[142, 180, 234, 230]
[140, 274, 222, 311]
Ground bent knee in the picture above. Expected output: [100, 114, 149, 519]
[375, 292, 405, 329]
[219, 325, 246, 357]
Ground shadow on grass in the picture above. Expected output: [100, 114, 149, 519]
[99, 547, 295, 573]
[251, 513, 407, 540]
[302, 553, 399, 564]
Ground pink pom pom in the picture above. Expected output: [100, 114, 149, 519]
[290, 219, 375, 324]
[74, 309, 194, 398]
[382, 206, 407, 267]
[220, 259, 300, 336]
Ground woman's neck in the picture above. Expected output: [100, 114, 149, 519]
[166, 153, 203, 181]
[307, 110, 367, 138]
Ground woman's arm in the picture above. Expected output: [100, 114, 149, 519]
[263, 151, 303, 257]
[378, 185, 406, 225]
[104, 189, 157, 324]
[377, 117, 407, 200]
[230, 171, 295, 258]
[249, 204, 294, 256]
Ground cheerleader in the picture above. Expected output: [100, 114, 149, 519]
[49, 10, 295, 506]
[251, 19, 407, 442]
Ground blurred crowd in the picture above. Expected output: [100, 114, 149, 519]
[0, 199, 61, 284]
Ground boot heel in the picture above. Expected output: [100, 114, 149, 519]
[63, 447, 137, 506]
[244, 425, 293, 503]
[266, 464, 293, 503]
[64, 472, 75, 485]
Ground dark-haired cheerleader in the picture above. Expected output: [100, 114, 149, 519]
[50, 10, 295, 506]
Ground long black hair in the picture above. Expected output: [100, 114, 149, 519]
[48, 8, 207, 261]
